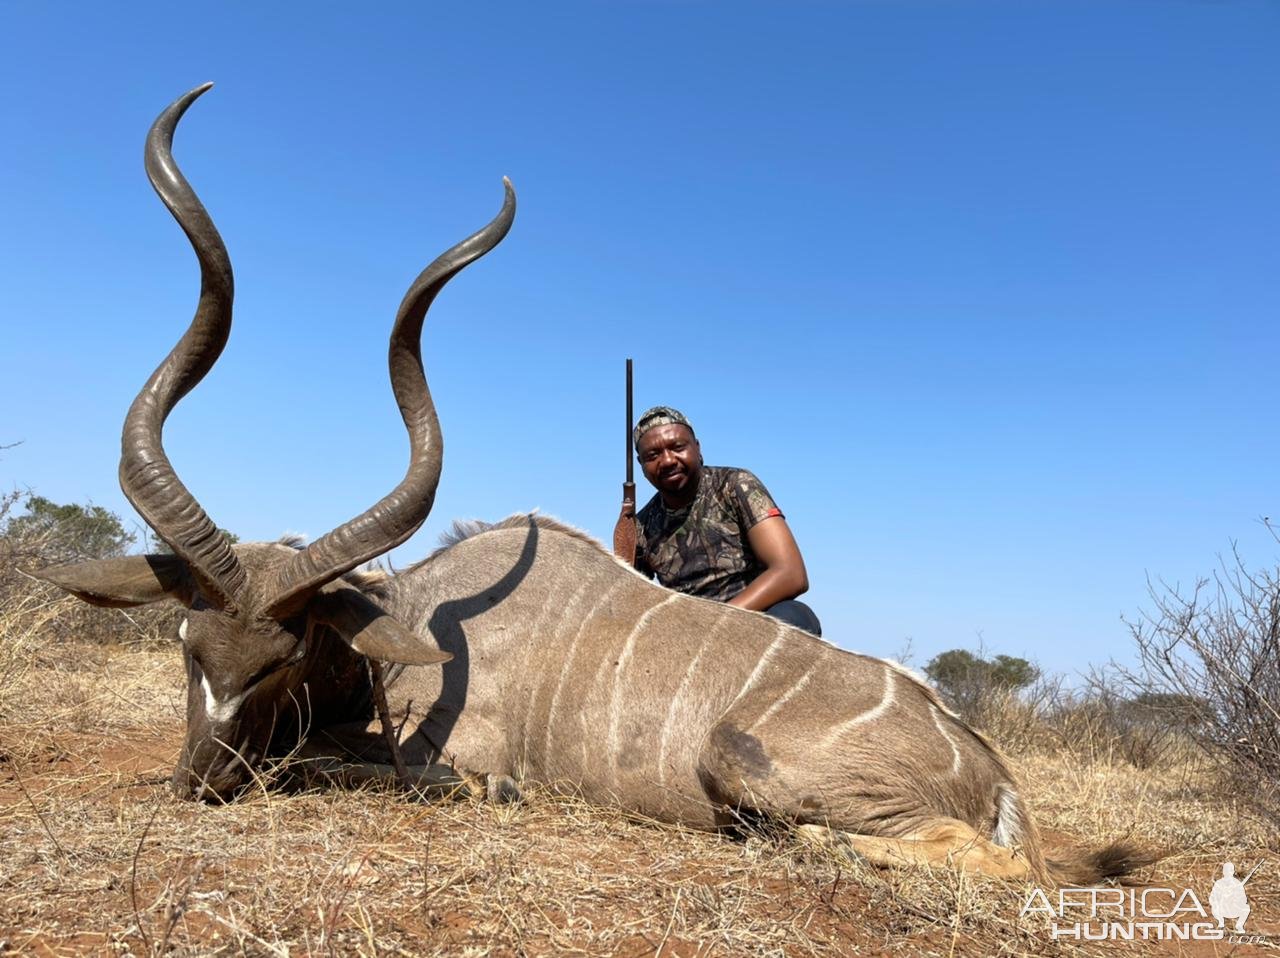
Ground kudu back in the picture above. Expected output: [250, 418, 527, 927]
[40, 86, 1151, 886]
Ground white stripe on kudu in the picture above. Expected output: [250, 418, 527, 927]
[746, 645, 825, 734]
[655, 613, 733, 787]
[541, 578, 622, 768]
[520, 577, 585, 767]
[721, 621, 790, 715]
[201, 676, 245, 724]
[821, 665, 896, 747]
[608, 592, 682, 784]
[929, 703, 963, 775]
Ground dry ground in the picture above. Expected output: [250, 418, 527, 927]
[1, 605, 1277, 956]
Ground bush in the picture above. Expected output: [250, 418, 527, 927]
[1041, 685, 1202, 771]
[2, 493, 134, 563]
[918, 644, 1201, 770]
[1115, 544, 1280, 814]
[923, 648, 1041, 724]
[0, 490, 180, 650]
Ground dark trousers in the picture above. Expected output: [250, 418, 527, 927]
[764, 599, 822, 636]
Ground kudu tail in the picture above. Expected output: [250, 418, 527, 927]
[994, 785, 1159, 886]
[1044, 842, 1163, 887]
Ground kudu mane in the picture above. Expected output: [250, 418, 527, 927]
[413, 513, 629, 569]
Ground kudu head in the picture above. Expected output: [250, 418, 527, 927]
[37, 83, 515, 800]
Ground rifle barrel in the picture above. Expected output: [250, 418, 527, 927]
[625, 358, 633, 484]
[612, 357, 638, 563]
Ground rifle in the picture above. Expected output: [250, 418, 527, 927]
[612, 358, 637, 563]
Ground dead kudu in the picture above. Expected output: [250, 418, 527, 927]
[40, 85, 1151, 885]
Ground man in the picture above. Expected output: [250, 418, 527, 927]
[631, 406, 822, 635]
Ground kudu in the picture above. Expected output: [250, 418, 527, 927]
[41, 85, 1149, 885]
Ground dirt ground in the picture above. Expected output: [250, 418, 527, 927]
[1, 637, 1277, 957]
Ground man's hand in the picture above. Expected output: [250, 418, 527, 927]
[727, 516, 809, 612]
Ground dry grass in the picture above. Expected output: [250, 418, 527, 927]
[2, 580, 1278, 955]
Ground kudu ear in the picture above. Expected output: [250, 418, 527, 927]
[310, 584, 452, 667]
[35, 555, 196, 608]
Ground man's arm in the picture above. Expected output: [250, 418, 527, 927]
[726, 516, 809, 612]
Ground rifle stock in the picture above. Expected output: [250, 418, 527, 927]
[612, 358, 637, 562]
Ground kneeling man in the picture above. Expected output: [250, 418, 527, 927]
[631, 406, 821, 636]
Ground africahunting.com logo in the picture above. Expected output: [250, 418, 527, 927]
[1022, 861, 1272, 944]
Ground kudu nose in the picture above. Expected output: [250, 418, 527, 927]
[170, 758, 245, 803]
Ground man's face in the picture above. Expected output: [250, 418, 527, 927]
[637, 424, 702, 501]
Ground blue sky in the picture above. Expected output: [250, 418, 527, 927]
[2, 1, 1277, 678]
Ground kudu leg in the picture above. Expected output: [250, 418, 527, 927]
[288, 736, 522, 803]
[695, 715, 922, 833]
[795, 822, 1032, 879]
[698, 715, 1030, 879]
[310, 757, 469, 798]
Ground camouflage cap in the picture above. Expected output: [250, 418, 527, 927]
[634, 406, 695, 450]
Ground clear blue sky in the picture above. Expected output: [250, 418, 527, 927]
[2, 1, 1277, 678]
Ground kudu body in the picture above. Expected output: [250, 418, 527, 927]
[42, 86, 1149, 885]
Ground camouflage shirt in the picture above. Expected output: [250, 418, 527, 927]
[634, 466, 784, 602]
